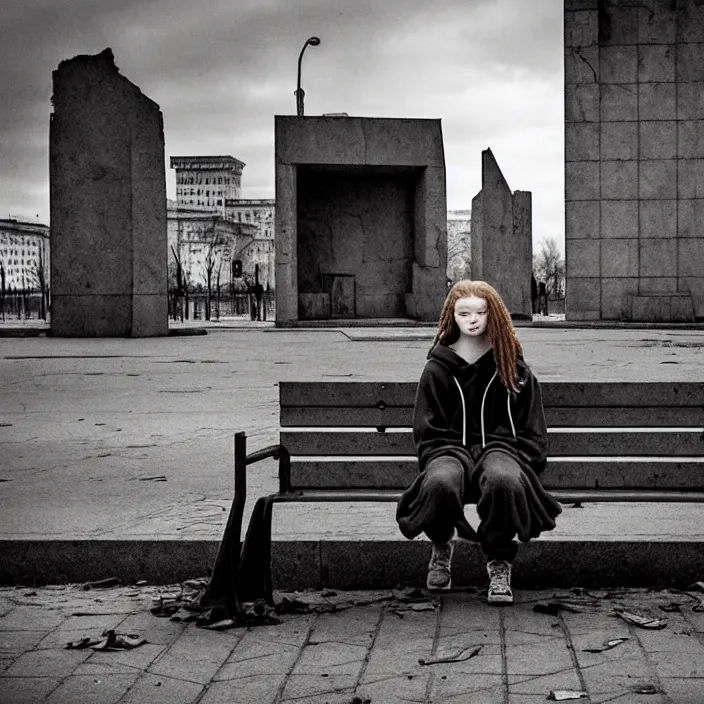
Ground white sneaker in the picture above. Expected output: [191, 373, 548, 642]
[487, 559, 513, 605]
[427, 540, 454, 591]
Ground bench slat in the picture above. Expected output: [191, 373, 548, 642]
[281, 406, 704, 428]
[269, 488, 704, 503]
[281, 381, 704, 408]
[289, 460, 704, 490]
[280, 430, 704, 457]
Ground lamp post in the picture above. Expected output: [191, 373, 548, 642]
[295, 36, 320, 116]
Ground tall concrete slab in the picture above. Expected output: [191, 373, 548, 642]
[470, 149, 532, 319]
[564, 0, 703, 322]
[275, 116, 447, 325]
[50, 48, 167, 336]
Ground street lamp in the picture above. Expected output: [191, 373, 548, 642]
[295, 36, 320, 116]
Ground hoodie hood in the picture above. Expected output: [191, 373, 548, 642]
[412, 343, 548, 476]
[429, 345, 515, 449]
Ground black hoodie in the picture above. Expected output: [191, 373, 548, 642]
[413, 345, 548, 485]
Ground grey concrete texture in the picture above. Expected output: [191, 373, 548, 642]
[274, 116, 446, 324]
[1, 323, 704, 586]
[2, 582, 704, 703]
[564, 0, 704, 322]
[50, 48, 167, 337]
[470, 149, 533, 318]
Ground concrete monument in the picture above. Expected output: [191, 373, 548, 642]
[274, 116, 447, 324]
[50, 48, 168, 336]
[470, 149, 532, 319]
[565, 0, 704, 322]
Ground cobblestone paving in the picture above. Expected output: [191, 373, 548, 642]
[2, 583, 704, 703]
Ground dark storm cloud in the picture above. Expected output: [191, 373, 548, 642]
[0, 0, 564, 247]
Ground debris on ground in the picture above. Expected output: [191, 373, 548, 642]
[631, 684, 660, 694]
[347, 697, 371, 704]
[66, 629, 146, 651]
[547, 691, 588, 701]
[582, 637, 629, 653]
[82, 577, 121, 590]
[615, 610, 667, 629]
[419, 645, 482, 665]
[391, 602, 437, 618]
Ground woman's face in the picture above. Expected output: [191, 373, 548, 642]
[454, 295, 489, 338]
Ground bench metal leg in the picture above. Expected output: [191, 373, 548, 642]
[239, 495, 275, 604]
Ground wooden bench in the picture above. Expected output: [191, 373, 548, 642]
[206, 380, 704, 608]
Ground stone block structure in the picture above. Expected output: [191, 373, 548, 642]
[565, 0, 704, 321]
[274, 116, 447, 324]
[50, 48, 168, 336]
[470, 149, 532, 319]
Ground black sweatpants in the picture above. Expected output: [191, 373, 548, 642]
[398, 452, 561, 563]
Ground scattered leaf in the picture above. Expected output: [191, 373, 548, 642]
[583, 637, 629, 653]
[82, 577, 121, 590]
[419, 645, 482, 665]
[615, 610, 667, 629]
[632, 684, 660, 695]
[547, 691, 587, 701]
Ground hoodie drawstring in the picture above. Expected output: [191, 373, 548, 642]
[454, 370, 517, 449]
[506, 390, 516, 440]
[480, 371, 497, 448]
[452, 376, 466, 447]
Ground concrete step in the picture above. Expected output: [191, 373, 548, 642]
[2, 536, 702, 590]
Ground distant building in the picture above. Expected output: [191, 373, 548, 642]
[0, 218, 50, 291]
[224, 199, 275, 289]
[170, 156, 245, 214]
[169, 156, 276, 289]
[447, 209, 471, 283]
[167, 202, 256, 291]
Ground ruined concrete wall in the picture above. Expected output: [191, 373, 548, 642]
[565, 0, 704, 321]
[470, 149, 532, 319]
[50, 48, 167, 336]
[275, 116, 446, 324]
[297, 170, 413, 318]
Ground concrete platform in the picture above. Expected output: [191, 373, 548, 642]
[1, 324, 703, 587]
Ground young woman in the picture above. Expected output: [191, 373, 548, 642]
[396, 280, 562, 604]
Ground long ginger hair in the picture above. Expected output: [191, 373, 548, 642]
[430, 280, 523, 391]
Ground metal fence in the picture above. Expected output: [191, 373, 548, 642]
[168, 291, 275, 321]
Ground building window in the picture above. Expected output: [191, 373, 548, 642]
[217, 200, 222, 206]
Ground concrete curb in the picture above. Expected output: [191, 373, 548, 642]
[2, 539, 702, 589]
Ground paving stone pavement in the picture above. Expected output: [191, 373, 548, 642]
[1, 582, 704, 704]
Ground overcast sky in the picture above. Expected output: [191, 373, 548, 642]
[1, 0, 564, 251]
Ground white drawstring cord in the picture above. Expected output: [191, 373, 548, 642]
[454, 371, 517, 449]
[507, 391, 516, 439]
[480, 371, 497, 448]
[452, 376, 466, 447]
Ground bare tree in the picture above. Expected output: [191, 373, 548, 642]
[447, 225, 471, 285]
[0, 262, 5, 321]
[204, 229, 220, 322]
[35, 247, 47, 320]
[533, 237, 565, 299]
[170, 244, 189, 321]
